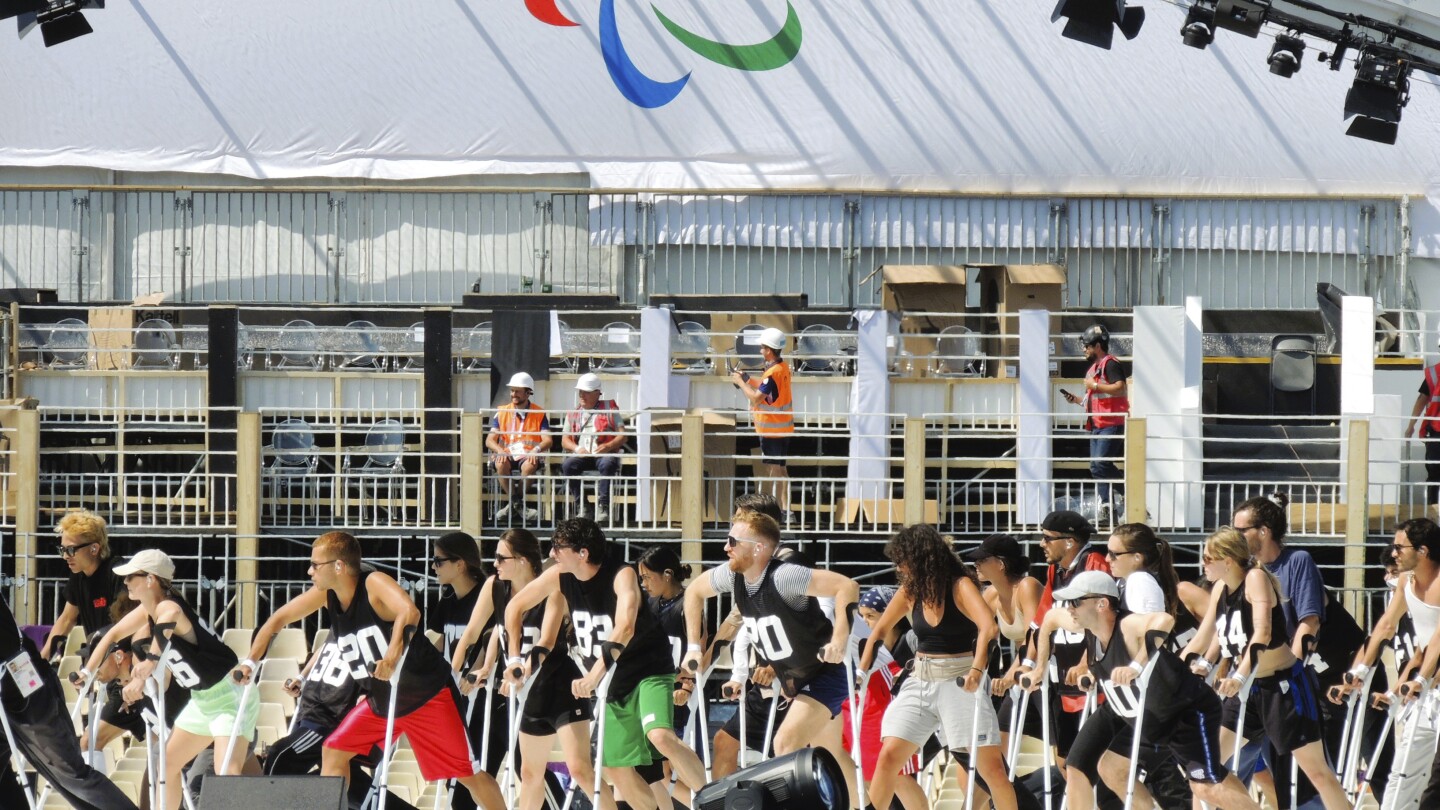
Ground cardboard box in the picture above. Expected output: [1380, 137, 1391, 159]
[646, 409, 737, 522]
[879, 265, 978, 375]
[974, 264, 1067, 378]
[89, 294, 180, 371]
[709, 313, 796, 371]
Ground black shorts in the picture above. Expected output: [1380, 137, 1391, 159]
[1150, 690, 1230, 785]
[1065, 704, 1133, 783]
[518, 668, 593, 737]
[758, 437, 790, 467]
[719, 684, 791, 754]
[1220, 662, 1325, 756]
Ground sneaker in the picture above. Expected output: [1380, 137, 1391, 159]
[1096, 504, 1112, 526]
[523, 506, 540, 522]
[594, 505, 609, 524]
[493, 503, 512, 521]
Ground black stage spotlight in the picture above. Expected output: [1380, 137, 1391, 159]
[0, 0, 103, 47]
[1344, 50, 1409, 144]
[1212, 0, 1266, 37]
[1051, 0, 1145, 50]
[1181, 3, 1215, 49]
[1268, 33, 1305, 77]
[693, 748, 849, 810]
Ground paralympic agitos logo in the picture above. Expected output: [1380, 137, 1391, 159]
[523, 0, 803, 108]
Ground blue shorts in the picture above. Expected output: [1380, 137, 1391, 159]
[758, 437, 790, 467]
[795, 663, 848, 717]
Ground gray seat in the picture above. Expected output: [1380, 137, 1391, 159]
[734, 324, 766, 371]
[1270, 335, 1316, 415]
[596, 321, 640, 372]
[794, 324, 841, 374]
[269, 319, 323, 371]
[671, 321, 711, 373]
[132, 318, 180, 370]
[48, 318, 90, 369]
[933, 325, 984, 377]
[338, 320, 385, 371]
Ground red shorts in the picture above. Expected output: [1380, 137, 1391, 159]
[324, 689, 478, 782]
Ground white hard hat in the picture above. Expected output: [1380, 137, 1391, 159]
[759, 327, 787, 351]
[507, 371, 535, 390]
[576, 373, 603, 392]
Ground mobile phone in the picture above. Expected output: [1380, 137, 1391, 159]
[1059, 388, 1075, 400]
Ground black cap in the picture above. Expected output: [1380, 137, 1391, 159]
[1042, 510, 1094, 539]
[963, 534, 1025, 562]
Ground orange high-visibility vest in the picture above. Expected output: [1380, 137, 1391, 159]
[752, 361, 794, 437]
[495, 402, 548, 454]
[1084, 354, 1129, 430]
[1422, 363, 1440, 438]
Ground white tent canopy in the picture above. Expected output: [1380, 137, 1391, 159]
[2, 0, 1440, 197]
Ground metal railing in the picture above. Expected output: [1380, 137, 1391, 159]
[0, 187, 1410, 309]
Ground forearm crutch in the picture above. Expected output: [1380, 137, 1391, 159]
[375, 625, 419, 810]
[760, 686, 783, 764]
[221, 658, 263, 777]
[1123, 631, 1169, 810]
[1351, 692, 1402, 810]
[0, 681, 38, 810]
[843, 652, 867, 808]
[591, 664, 620, 810]
[1040, 673, 1055, 810]
[735, 675, 750, 768]
[964, 683, 984, 810]
[1007, 684, 1031, 781]
[1228, 646, 1263, 771]
[501, 664, 539, 807]
[684, 646, 725, 784]
[1338, 665, 1375, 797]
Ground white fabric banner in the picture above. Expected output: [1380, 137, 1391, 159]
[3, 1, 1440, 195]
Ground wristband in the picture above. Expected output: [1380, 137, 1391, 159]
[1022, 658, 1036, 669]
[687, 643, 701, 652]
[239, 658, 258, 673]
[1194, 658, 1214, 674]
[1226, 674, 1244, 688]
[1349, 664, 1372, 679]
[1126, 659, 1144, 675]
[1411, 676, 1433, 691]
[506, 656, 522, 667]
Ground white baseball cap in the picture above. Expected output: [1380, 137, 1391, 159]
[575, 373, 602, 392]
[507, 372, 535, 390]
[759, 327, 787, 351]
[113, 549, 177, 581]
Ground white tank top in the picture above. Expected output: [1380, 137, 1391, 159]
[996, 600, 1029, 643]
[1406, 574, 1440, 645]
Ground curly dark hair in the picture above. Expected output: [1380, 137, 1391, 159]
[884, 524, 973, 610]
[1235, 492, 1289, 543]
[553, 518, 607, 565]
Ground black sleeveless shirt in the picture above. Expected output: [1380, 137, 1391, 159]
[911, 584, 979, 655]
[494, 577, 582, 699]
[299, 620, 365, 729]
[731, 559, 835, 696]
[328, 572, 453, 717]
[1087, 619, 1200, 725]
[1215, 579, 1287, 662]
[427, 583, 481, 671]
[559, 556, 673, 701]
[649, 593, 686, 669]
[145, 594, 237, 691]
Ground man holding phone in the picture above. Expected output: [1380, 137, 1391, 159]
[1062, 325, 1129, 524]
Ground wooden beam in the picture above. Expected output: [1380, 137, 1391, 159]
[236, 412, 261, 628]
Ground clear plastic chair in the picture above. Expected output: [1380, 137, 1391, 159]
[794, 324, 841, 374]
[932, 325, 985, 377]
[269, 319, 323, 371]
[132, 318, 180, 370]
[464, 323, 492, 373]
[551, 319, 577, 373]
[338, 320, 385, 371]
[48, 318, 90, 369]
[402, 322, 425, 371]
[344, 419, 407, 521]
[237, 322, 255, 371]
[671, 321, 711, 373]
[266, 418, 319, 519]
[733, 324, 766, 371]
[596, 321, 640, 372]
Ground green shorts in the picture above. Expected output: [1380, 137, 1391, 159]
[602, 674, 675, 768]
[173, 678, 259, 740]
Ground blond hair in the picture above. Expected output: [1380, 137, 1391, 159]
[56, 510, 110, 559]
[314, 531, 361, 573]
[1205, 526, 1284, 602]
[731, 511, 781, 547]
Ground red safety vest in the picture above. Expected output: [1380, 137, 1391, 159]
[1084, 354, 1129, 430]
[1422, 363, 1440, 438]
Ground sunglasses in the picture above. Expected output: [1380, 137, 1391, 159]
[58, 540, 97, 558]
[494, 553, 514, 564]
[1105, 549, 1138, 560]
[725, 535, 761, 548]
[549, 542, 576, 554]
[431, 556, 457, 567]
[1390, 544, 1416, 553]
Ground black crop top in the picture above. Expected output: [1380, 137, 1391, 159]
[1215, 577, 1287, 662]
[911, 586, 979, 655]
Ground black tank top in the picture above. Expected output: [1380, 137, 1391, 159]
[559, 556, 672, 701]
[731, 559, 835, 697]
[1168, 605, 1201, 655]
[427, 585, 480, 671]
[1396, 612, 1420, 675]
[299, 619, 365, 729]
[130, 632, 193, 725]
[649, 593, 686, 669]
[493, 577, 582, 700]
[145, 594, 237, 691]
[1087, 620, 1199, 724]
[1216, 578, 1287, 662]
[911, 584, 979, 655]
[328, 572, 452, 717]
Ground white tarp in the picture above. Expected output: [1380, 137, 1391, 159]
[3, 1, 1440, 195]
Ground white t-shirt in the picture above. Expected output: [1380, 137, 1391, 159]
[1122, 571, 1166, 614]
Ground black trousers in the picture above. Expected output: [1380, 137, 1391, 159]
[0, 651, 139, 810]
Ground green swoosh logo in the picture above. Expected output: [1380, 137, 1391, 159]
[652, 1, 802, 71]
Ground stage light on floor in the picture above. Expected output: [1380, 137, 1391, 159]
[0, 0, 103, 47]
[692, 748, 848, 810]
[1050, 0, 1145, 50]
[1344, 50, 1409, 144]
[1180, 3, 1215, 49]
[1268, 33, 1304, 77]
